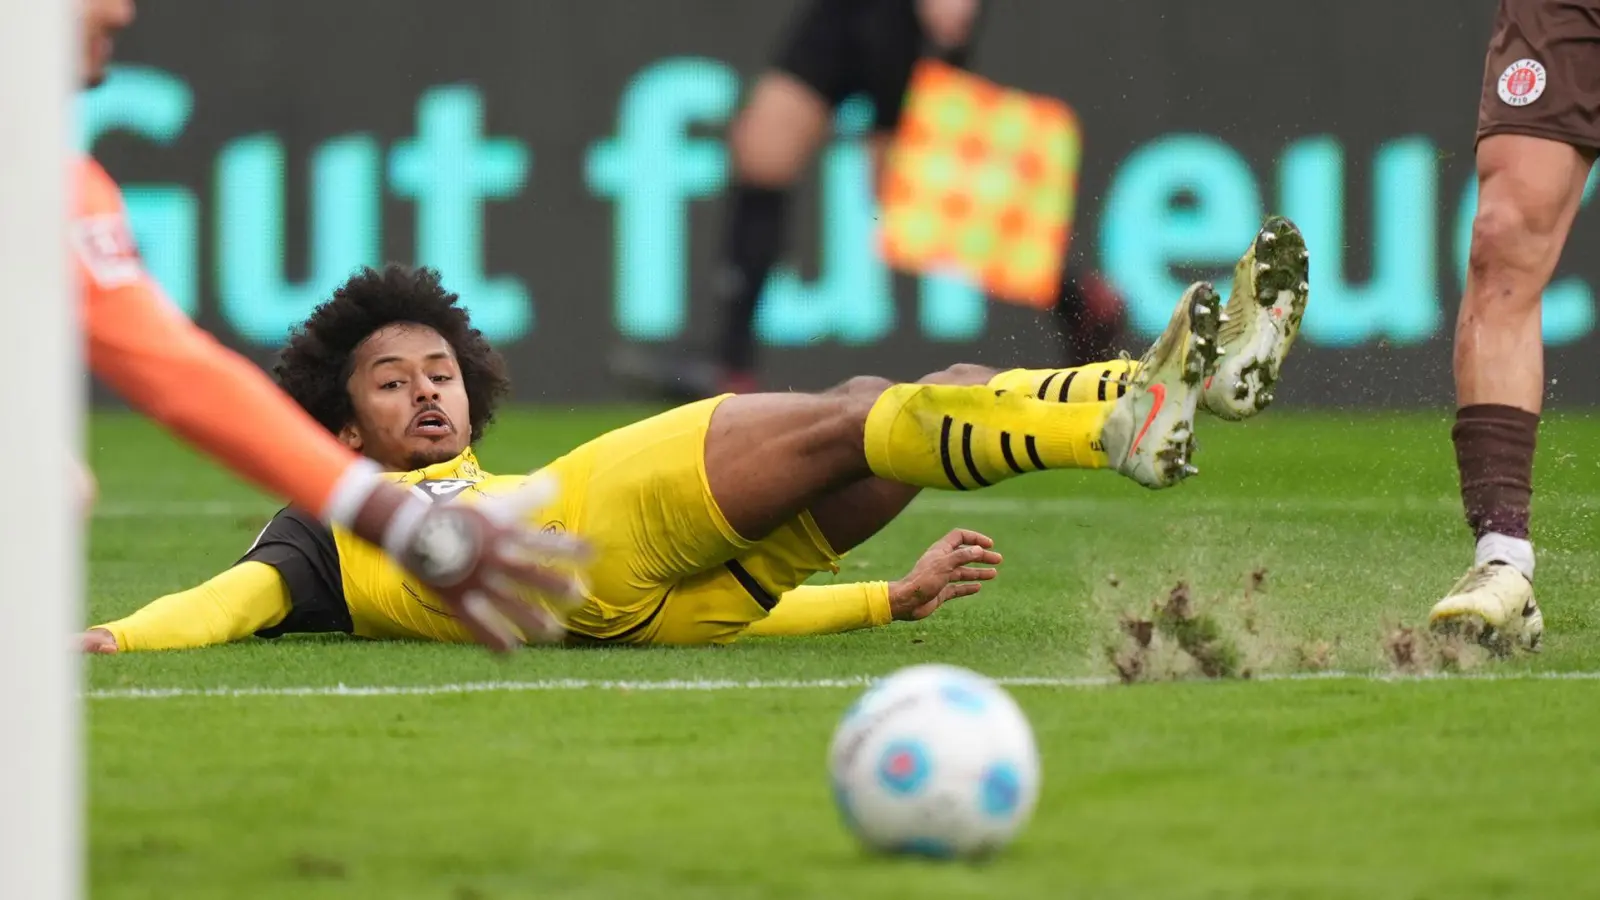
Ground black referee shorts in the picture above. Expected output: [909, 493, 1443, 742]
[773, 0, 984, 133]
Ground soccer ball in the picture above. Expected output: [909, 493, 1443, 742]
[827, 663, 1040, 860]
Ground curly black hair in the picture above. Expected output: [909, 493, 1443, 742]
[274, 264, 511, 443]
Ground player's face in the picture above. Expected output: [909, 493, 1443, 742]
[82, 0, 135, 87]
[341, 324, 472, 471]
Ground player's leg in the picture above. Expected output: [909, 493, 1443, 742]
[1429, 136, 1590, 651]
[710, 72, 834, 390]
[988, 216, 1310, 421]
[806, 364, 995, 553]
[1428, 0, 1600, 651]
[609, 1, 857, 401]
[571, 273, 1218, 641]
[706, 281, 1222, 542]
[804, 213, 1309, 554]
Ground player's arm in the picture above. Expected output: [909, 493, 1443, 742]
[744, 528, 1001, 637]
[84, 507, 360, 653]
[83, 562, 291, 653]
[743, 582, 893, 637]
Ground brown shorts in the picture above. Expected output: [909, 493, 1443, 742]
[1477, 0, 1600, 151]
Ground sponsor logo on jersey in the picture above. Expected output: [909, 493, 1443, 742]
[412, 479, 477, 502]
[72, 214, 144, 288]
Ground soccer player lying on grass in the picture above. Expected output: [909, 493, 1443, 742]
[81, 217, 1308, 651]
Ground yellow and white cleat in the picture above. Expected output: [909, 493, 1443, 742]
[1101, 282, 1222, 489]
[1202, 215, 1310, 421]
[1429, 564, 1543, 655]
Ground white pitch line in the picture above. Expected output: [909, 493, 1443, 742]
[84, 670, 1600, 701]
[91, 493, 1600, 521]
[93, 501, 275, 519]
[906, 495, 1600, 517]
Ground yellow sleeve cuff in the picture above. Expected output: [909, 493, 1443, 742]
[742, 581, 893, 638]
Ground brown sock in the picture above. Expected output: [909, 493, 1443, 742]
[1452, 404, 1539, 540]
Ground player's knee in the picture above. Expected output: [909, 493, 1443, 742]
[728, 79, 828, 186]
[729, 120, 798, 186]
[828, 374, 895, 397]
[734, 124, 816, 185]
[1468, 160, 1573, 291]
[1469, 199, 1527, 270]
[918, 363, 994, 386]
[1466, 199, 1552, 308]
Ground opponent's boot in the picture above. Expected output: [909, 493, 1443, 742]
[1429, 564, 1543, 655]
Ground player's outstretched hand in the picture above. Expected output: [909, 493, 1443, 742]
[888, 528, 1001, 622]
[384, 474, 592, 653]
[80, 628, 117, 654]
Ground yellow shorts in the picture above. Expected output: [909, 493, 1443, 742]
[490, 396, 841, 645]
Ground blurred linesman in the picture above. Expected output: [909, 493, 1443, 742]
[72, 0, 589, 650]
[614, 0, 1126, 401]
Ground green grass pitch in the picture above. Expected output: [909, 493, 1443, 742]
[88, 408, 1600, 899]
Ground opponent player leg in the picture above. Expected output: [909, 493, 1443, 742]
[706, 282, 1223, 542]
[1429, 135, 1591, 651]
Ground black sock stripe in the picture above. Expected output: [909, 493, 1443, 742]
[939, 416, 967, 490]
[1117, 377, 1128, 398]
[1097, 369, 1110, 401]
[1025, 435, 1046, 471]
[999, 432, 1026, 474]
[961, 423, 992, 488]
[1058, 370, 1077, 403]
[1036, 372, 1058, 400]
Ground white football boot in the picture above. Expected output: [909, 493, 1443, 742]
[1201, 215, 1310, 420]
[1428, 564, 1544, 655]
[1101, 282, 1222, 489]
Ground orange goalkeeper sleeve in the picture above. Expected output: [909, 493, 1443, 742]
[72, 157, 380, 522]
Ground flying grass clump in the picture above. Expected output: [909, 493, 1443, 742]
[1101, 570, 1339, 684]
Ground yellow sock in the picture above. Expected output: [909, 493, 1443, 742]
[864, 384, 1112, 490]
[987, 359, 1139, 403]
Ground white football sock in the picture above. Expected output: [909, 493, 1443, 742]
[1476, 532, 1534, 582]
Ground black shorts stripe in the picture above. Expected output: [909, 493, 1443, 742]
[1058, 370, 1077, 403]
[1036, 372, 1058, 400]
[1097, 370, 1110, 401]
[939, 416, 967, 490]
[999, 432, 1026, 474]
[960, 423, 991, 488]
[1025, 435, 1046, 471]
[726, 560, 779, 611]
[1117, 377, 1129, 398]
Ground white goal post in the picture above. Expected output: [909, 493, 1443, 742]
[0, 0, 82, 896]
